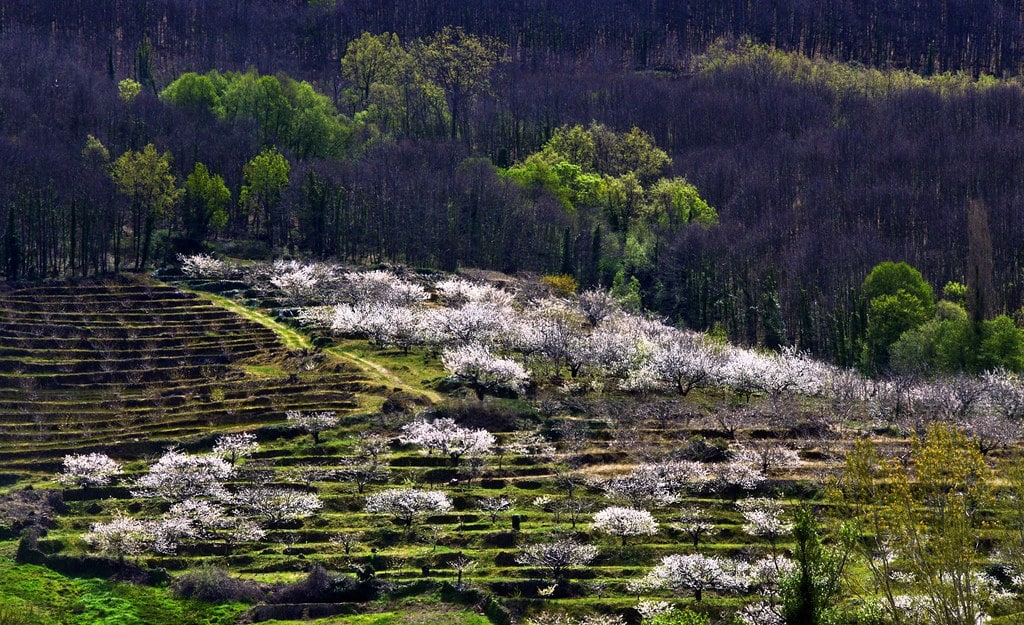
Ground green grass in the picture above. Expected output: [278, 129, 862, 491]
[240, 363, 289, 378]
[179, 287, 312, 351]
[0, 559, 246, 625]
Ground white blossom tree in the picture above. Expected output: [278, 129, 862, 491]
[732, 442, 802, 476]
[400, 417, 495, 465]
[576, 289, 620, 326]
[676, 506, 717, 550]
[650, 334, 726, 396]
[340, 270, 428, 306]
[517, 539, 599, 584]
[132, 450, 233, 502]
[286, 410, 339, 444]
[638, 553, 739, 602]
[178, 253, 232, 279]
[592, 506, 659, 546]
[231, 487, 323, 526]
[737, 498, 792, 553]
[442, 344, 529, 400]
[435, 277, 514, 307]
[212, 432, 259, 465]
[478, 495, 513, 524]
[364, 488, 453, 529]
[84, 515, 154, 562]
[337, 456, 391, 493]
[737, 602, 785, 625]
[152, 499, 230, 554]
[58, 453, 121, 489]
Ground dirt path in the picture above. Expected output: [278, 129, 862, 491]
[171, 282, 441, 404]
[326, 346, 443, 404]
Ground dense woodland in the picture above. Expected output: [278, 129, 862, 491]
[5, 0, 1024, 366]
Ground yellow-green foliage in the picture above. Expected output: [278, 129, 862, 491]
[541, 274, 579, 296]
[696, 39, 1007, 99]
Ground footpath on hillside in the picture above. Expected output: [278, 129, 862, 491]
[170, 281, 443, 405]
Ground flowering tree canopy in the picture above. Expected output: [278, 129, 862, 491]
[441, 344, 529, 399]
[364, 488, 453, 528]
[592, 506, 659, 545]
[132, 450, 233, 502]
[286, 410, 339, 444]
[400, 416, 495, 465]
[58, 453, 121, 488]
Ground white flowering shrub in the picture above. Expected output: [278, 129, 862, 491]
[84, 514, 154, 559]
[592, 506, 659, 545]
[58, 453, 121, 488]
[442, 343, 529, 399]
[178, 253, 232, 279]
[364, 488, 453, 529]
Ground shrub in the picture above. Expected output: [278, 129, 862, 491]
[171, 566, 266, 603]
[542, 274, 579, 296]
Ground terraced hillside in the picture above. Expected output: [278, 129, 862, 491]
[0, 278, 384, 480]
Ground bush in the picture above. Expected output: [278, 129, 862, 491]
[171, 566, 266, 603]
[270, 565, 381, 603]
[541, 274, 579, 296]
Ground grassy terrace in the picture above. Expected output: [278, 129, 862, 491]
[0, 277, 384, 484]
[5, 275, 1019, 625]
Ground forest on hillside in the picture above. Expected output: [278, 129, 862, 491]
[4, 0, 1024, 366]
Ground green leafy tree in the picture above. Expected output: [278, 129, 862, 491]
[341, 32, 408, 110]
[110, 144, 183, 270]
[864, 291, 930, 372]
[183, 163, 230, 242]
[834, 425, 992, 625]
[544, 122, 670, 181]
[412, 26, 506, 140]
[861, 261, 935, 315]
[780, 506, 847, 625]
[646, 177, 718, 227]
[240, 147, 290, 246]
[160, 71, 224, 111]
[221, 71, 293, 145]
[280, 77, 353, 158]
[889, 301, 972, 374]
[976, 315, 1024, 372]
[861, 262, 935, 372]
[118, 78, 142, 103]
